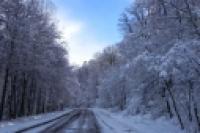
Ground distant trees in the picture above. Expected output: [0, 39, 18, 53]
[75, 46, 122, 107]
[0, 0, 74, 120]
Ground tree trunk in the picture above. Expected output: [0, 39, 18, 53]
[165, 79, 184, 129]
[8, 74, 17, 119]
[189, 81, 200, 131]
[188, 81, 192, 121]
[166, 100, 173, 118]
[0, 67, 9, 120]
[36, 87, 42, 114]
[20, 73, 27, 116]
[162, 85, 173, 118]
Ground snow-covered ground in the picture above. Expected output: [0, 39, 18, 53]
[0, 109, 71, 133]
[93, 108, 185, 133]
[0, 108, 186, 133]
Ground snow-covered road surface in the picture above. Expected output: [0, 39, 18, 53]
[0, 108, 185, 133]
[55, 109, 100, 133]
[0, 109, 100, 133]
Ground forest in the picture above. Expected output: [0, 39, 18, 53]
[0, 0, 200, 133]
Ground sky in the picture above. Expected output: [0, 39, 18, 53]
[52, 0, 133, 65]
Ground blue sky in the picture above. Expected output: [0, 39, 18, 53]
[52, 0, 132, 65]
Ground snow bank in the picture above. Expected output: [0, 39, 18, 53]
[0, 109, 71, 133]
[93, 108, 185, 133]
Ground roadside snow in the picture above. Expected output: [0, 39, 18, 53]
[92, 108, 185, 133]
[0, 108, 186, 133]
[0, 108, 71, 133]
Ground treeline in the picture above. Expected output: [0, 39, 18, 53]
[77, 0, 200, 132]
[0, 0, 74, 120]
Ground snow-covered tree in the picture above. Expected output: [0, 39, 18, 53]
[0, 0, 74, 120]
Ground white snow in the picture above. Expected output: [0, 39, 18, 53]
[92, 108, 185, 133]
[0, 108, 71, 133]
[0, 108, 186, 133]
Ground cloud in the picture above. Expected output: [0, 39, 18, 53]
[55, 14, 106, 65]
[56, 14, 83, 41]
[68, 39, 106, 65]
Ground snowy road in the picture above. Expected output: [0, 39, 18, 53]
[52, 109, 100, 133]
[0, 108, 184, 133]
[13, 109, 100, 133]
[40, 109, 100, 133]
